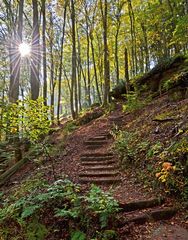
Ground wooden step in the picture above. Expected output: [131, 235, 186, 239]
[86, 145, 104, 150]
[88, 136, 107, 141]
[79, 177, 121, 184]
[96, 133, 112, 138]
[117, 207, 178, 227]
[79, 171, 119, 178]
[84, 140, 108, 146]
[81, 153, 113, 157]
[83, 165, 118, 171]
[80, 156, 114, 161]
[119, 197, 165, 212]
[109, 115, 123, 121]
[81, 160, 116, 166]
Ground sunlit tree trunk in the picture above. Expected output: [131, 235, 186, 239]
[100, 0, 110, 106]
[47, 9, 55, 121]
[50, 37, 55, 121]
[115, 25, 120, 84]
[124, 47, 130, 94]
[30, 0, 40, 100]
[141, 23, 150, 72]
[128, 0, 137, 76]
[57, 0, 68, 124]
[76, 24, 82, 111]
[84, 4, 91, 106]
[9, 0, 24, 103]
[9, 0, 24, 162]
[42, 0, 47, 105]
[90, 31, 102, 104]
[70, 0, 77, 119]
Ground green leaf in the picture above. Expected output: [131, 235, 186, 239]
[21, 205, 40, 219]
[71, 231, 86, 240]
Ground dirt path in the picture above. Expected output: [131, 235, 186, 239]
[53, 104, 187, 239]
[1, 103, 187, 239]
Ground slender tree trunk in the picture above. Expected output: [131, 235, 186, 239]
[57, 0, 68, 124]
[42, 0, 47, 105]
[9, 0, 24, 162]
[100, 0, 110, 106]
[96, 33, 104, 97]
[30, 0, 40, 100]
[50, 37, 54, 121]
[9, 0, 24, 103]
[141, 23, 150, 72]
[77, 58, 82, 111]
[90, 32, 102, 104]
[115, 22, 120, 84]
[128, 0, 137, 76]
[85, 7, 91, 106]
[76, 24, 82, 111]
[124, 47, 130, 93]
[70, 0, 77, 119]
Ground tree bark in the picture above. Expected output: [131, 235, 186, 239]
[127, 0, 137, 76]
[85, 4, 91, 106]
[30, 0, 40, 100]
[42, 0, 47, 105]
[57, 0, 68, 124]
[124, 47, 130, 93]
[100, 0, 110, 106]
[70, 0, 77, 119]
[141, 23, 150, 72]
[9, 0, 24, 103]
[90, 31, 102, 104]
[9, 0, 24, 162]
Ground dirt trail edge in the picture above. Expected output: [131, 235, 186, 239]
[57, 103, 188, 240]
[1, 102, 188, 239]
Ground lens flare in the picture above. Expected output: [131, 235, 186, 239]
[19, 43, 31, 57]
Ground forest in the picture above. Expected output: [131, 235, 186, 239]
[0, 0, 188, 239]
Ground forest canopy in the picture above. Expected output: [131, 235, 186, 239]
[0, 0, 188, 120]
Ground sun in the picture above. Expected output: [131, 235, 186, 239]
[18, 43, 31, 57]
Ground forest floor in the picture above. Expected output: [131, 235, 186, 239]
[1, 94, 188, 239]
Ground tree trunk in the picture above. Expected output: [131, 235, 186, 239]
[76, 24, 82, 111]
[42, 0, 47, 105]
[124, 47, 130, 93]
[70, 0, 77, 119]
[127, 0, 137, 76]
[85, 5, 91, 106]
[57, 0, 68, 124]
[141, 23, 150, 72]
[9, 0, 24, 162]
[9, 0, 24, 103]
[90, 32, 102, 104]
[100, 0, 110, 106]
[50, 40, 54, 121]
[115, 23, 120, 84]
[30, 0, 40, 100]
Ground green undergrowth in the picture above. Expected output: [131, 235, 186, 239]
[122, 92, 151, 113]
[0, 177, 120, 240]
[112, 127, 188, 201]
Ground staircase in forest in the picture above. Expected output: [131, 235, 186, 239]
[77, 112, 185, 235]
[78, 114, 125, 184]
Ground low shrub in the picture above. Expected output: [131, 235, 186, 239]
[0, 179, 120, 239]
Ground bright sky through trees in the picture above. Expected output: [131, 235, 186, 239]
[18, 43, 31, 57]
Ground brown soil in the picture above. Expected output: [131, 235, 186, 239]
[1, 96, 188, 239]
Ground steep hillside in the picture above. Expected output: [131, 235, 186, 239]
[0, 58, 188, 239]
